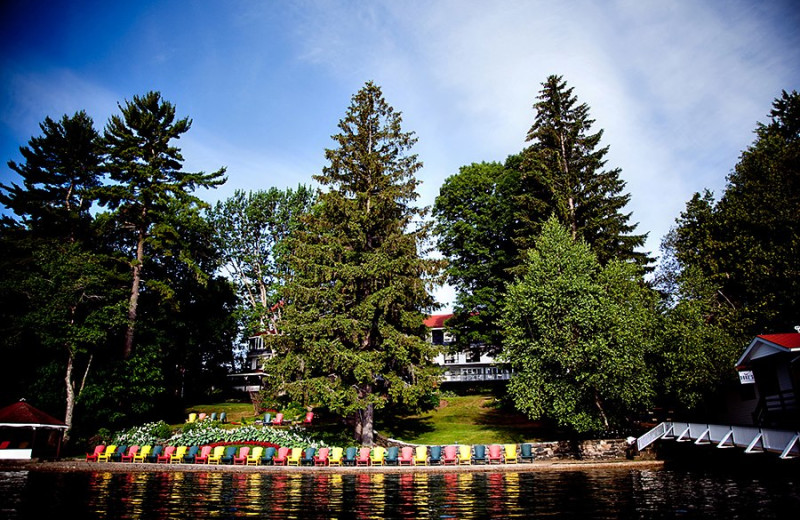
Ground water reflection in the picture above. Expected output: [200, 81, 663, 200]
[3, 466, 799, 519]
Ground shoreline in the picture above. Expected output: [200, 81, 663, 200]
[2, 458, 664, 474]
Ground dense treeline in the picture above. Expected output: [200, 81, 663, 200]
[1, 79, 796, 444]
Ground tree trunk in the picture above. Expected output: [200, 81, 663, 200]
[594, 390, 609, 430]
[361, 403, 374, 447]
[63, 353, 75, 444]
[353, 411, 363, 443]
[123, 228, 145, 359]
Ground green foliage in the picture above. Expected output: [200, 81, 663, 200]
[265, 82, 443, 444]
[207, 186, 315, 337]
[499, 217, 659, 434]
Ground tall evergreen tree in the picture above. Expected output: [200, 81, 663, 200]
[520, 75, 649, 266]
[266, 82, 443, 445]
[0, 111, 122, 441]
[100, 91, 226, 359]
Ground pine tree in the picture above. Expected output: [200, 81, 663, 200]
[100, 91, 226, 359]
[520, 75, 649, 266]
[266, 82, 442, 445]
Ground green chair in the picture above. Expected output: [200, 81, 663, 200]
[384, 446, 399, 465]
[220, 446, 238, 464]
[343, 447, 357, 466]
[261, 446, 276, 465]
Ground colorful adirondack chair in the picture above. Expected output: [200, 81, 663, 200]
[398, 446, 414, 465]
[504, 444, 518, 464]
[428, 445, 442, 465]
[272, 413, 284, 426]
[233, 446, 250, 465]
[329, 447, 344, 466]
[187, 413, 197, 423]
[220, 446, 238, 464]
[458, 444, 472, 465]
[370, 446, 386, 466]
[356, 447, 371, 466]
[110, 445, 128, 462]
[207, 446, 226, 464]
[262, 413, 272, 425]
[197, 413, 207, 421]
[487, 444, 503, 464]
[209, 412, 218, 422]
[183, 445, 200, 463]
[120, 445, 139, 463]
[442, 445, 458, 465]
[219, 412, 227, 423]
[472, 444, 487, 464]
[301, 447, 316, 465]
[96, 445, 117, 462]
[273, 447, 290, 466]
[519, 443, 534, 462]
[384, 446, 399, 465]
[261, 447, 277, 465]
[413, 445, 428, 465]
[300, 411, 314, 426]
[194, 446, 213, 464]
[133, 445, 152, 463]
[313, 447, 330, 466]
[343, 447, 358, 466]
[146, 445, 163, 463]
[157, 446, 176, 463]
[170, 446, 188, 463]
[247, 446, 264, 465]
[287, 447, 303, 466]
[86, 445, 105, 462]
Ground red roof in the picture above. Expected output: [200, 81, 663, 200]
[0, 401, 66, 427]
[424, 313, 454, 328]
[756, 333, 800, 350]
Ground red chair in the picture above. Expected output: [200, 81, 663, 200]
[442, 445, 458, 465]
[355, 447, 371, 466]
[86, 445, 105, 462]
[272, 413, 284, 426]
[233, 446, 250, 465]
[301, 412, 314, 426]
[487, 444, 503, 464]
[120, 445, 139, 463]
[194, 446, 213, 464]
[157, 446, 176, 463]
[398, 446, 414, 465]
[313, 447, 330, 466]
[273, 447, 290, 466]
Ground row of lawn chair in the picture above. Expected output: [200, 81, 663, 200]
[186, 411, 226, 423]
[257, 411, 314, 427]
[86, 443, 536, 465]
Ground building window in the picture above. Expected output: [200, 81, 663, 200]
[467, 350, 481, 363]
[431, 330, 445, 345]
[444, 352, 456, 364]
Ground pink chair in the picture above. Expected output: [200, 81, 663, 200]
[442, 445, 458, 465]
[194, 446, 213, 464]
[120, 445, 139, 463]
[86, 445, 105, 462]
[398, 446, 414, 465]
[356, 447, 371, 466]
[313, 447, 330, 466]
[233, 446, 250, 465]
[273, 447, 290, 466]
[272, 413, 284, 426]
[487, 444, 503, 464]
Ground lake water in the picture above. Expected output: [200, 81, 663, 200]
[1, 462, 798, 519]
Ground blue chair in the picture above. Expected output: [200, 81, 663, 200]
[343, 447, 358, 466]
[301, 447, 316, 465]
[472, 444, 487, 464]
[384, 446, 399, 465]
[220, 446, 238, 464]
[261, 446, 276, 465]
[429, 445, 442, 465]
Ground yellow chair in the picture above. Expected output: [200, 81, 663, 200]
[504, 444, 518, 464]
[414, 445, 428, 465]
[287, 447, 303, 466]
[458, 444, 472, 465]
[207, 446, 226, 465]
[133, 445, 151, 463]
[96, 445, 117, 462]
[247, 446, 264, 465]
[370, 446, 386, 466]
[187, 413, 197, 423]
[170, 446, 188, 463]
[329, 447, 344, 466]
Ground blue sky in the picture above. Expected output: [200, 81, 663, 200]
[2, 0, 799, 311]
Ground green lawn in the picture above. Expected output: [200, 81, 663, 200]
[378, 395, 557, 445]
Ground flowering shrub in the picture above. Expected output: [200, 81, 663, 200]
[110, 419, 324, 449]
